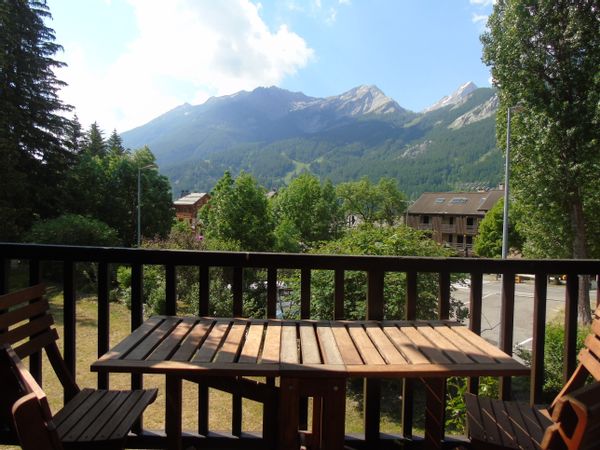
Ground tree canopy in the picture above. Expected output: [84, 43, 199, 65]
[0, 0, 74, 239]
[271, 173, 342, 251]
[201, 171, 274, 251]
[482, 0, 600, 321]
[336, 177, 407, 226]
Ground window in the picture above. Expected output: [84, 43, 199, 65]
[449, 197, 468, 204]
[466, 236, 473, 245]
[421, 215, 430, 224]
[457, 235, 464, 244]
[466, 217, 474, 226]
[435, 197, 445, 204]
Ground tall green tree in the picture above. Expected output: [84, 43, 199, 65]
[107, 129, 126, 156]
[482, 0, 600, 322]
[337, 177, 407, 226]
[473, 198, 523, 258]
[0, 0, 74, 239]
[83, 122, 107, 157]
[201, 171, 274, 251]
[272, 173, 342, 251]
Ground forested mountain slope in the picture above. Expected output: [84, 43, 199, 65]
[122, 83, 500, 197]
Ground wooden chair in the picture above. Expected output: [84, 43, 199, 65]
[466, 304, 600, 450]
[0, 284, 158, 449]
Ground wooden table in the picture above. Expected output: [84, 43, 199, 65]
[92, 316, 529, 450]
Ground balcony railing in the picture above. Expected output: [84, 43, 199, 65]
[1, 242, 599, 449]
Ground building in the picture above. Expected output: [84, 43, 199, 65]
[406, 190, 503, 255]
[174, 192, 210, 229]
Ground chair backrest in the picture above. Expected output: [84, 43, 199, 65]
[0, 284, 79, 399]
[542, 381, 600, 450]
[0, 344, 63, 450]
[577, 304, 600, 381]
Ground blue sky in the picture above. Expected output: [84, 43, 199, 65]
[47, 0, 494, 133]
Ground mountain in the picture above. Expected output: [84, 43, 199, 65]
[122, 83, 501, 198]
[423, 81, 479, 113]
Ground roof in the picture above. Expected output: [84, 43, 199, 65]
[407, 190, 503, 216]
[173, 192, 209, 206]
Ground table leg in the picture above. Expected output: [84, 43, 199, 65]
[166, 375, 182, 450]
[279, 377, 300, 449]
[422, 378, 446, 450]
[320, 377, 346, 450]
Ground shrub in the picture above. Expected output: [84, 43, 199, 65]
[24, 214, 119, 246]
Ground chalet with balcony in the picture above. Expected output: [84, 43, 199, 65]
[406, 189, 503, 254]
[174, 192, 210, 229]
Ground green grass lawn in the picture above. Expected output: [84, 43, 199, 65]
[2, 289, 407, 450]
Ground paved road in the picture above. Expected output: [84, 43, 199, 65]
[452, 278, 595, 352]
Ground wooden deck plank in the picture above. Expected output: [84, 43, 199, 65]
[418, 323, 474, 364]
[364, 322, 407, 364]
[170, 319, 213, 362]
[399, 324, 452, 364]
[330, 322, 363, 365]
[148, 318, 196, 361]
[382, 325, 430, 364]
[215, 321, 248, 363]
[261, 321, 281, 364]
[347, 323, 385, 365]
[280, 322, 299, 364]
[238, 322, 265, 364]
[193, 320, 231, 363]
[299, 322, 322, 364]
[316, 323, 344, 366]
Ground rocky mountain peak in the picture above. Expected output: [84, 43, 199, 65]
[319, 84, 402, 116]
[423, 81, 478, 113]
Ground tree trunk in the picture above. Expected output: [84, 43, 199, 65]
[570, 196, 592, 324]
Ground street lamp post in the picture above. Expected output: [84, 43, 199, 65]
[501, 105, 524, 259]
[137, 163, 157, 247]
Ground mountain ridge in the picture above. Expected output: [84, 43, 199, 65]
[122, 83, 500, 197]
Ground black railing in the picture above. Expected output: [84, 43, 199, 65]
[1, 242, 599, 449]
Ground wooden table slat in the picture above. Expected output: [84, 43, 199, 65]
[382, 325, 430, 364]
[400, 324, 453, 364]
[148, 318, 197, 361]
[238, 322, 265, 364]
[452, 326, 519, 362]
[347, 323, 385, 365]
[171, 320, 213, 362]
[215, 321, 248, 363]
[330, 322, 363, 365]
[299, 322, 322, 364]
[281, 322, 299, 364]
[364, 323, 408, 364]
[316, 323, 344, 366]
[418, 323, 474, 364]
[261, 320, 281, 364]
[433, 324, 496, 364]
[193, 320, 230, 363]
[126, 317, 181, 361]
[96, 316, 163, 362]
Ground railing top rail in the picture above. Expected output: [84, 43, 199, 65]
[1, 242, 599, 274]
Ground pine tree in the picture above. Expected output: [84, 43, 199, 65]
[107, 129, 126, 156]
[0, 0, 74, 239]
[83, 122, 107, 157]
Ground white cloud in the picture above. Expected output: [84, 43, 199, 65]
[472, 13, 488, 24]
[469, 0, 494, 5]
[57, 0, 313, 132]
